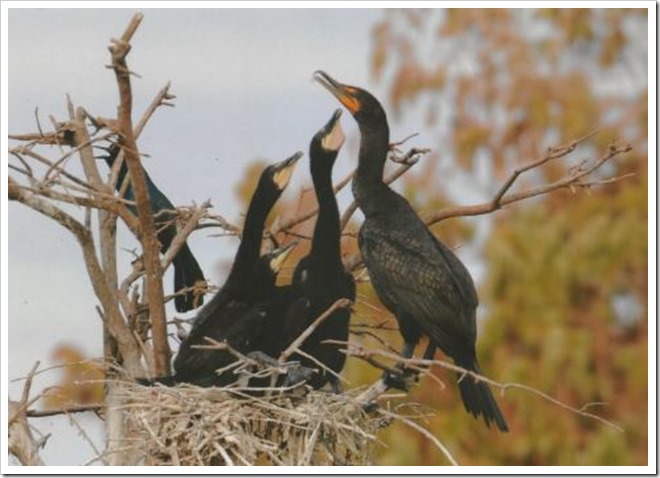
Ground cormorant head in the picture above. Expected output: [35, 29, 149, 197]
[309, 109, 345, 179]
[313, 108, 345, 154]
[313, 70, 387, 127]
[263, 151, 303, 193]
[266, 241, 298, 275]
[250, 241, 298, 295]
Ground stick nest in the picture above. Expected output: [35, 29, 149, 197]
[115, 381, 388, 466]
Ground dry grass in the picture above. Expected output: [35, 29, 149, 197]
[115, 380, 389, 466]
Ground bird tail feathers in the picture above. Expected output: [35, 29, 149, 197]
[172, 243, 206, 313]
[455, 356, 509, 432]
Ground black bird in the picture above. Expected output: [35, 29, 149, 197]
[102, 145, 206, 312]
[171, 152, 302, 385]
[162, 243, 297, 387]
[314, 71, 508, 431]
[285, 109, 356, 392]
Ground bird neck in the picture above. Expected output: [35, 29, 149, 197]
[353, 121, 392, 215]
[310, 157, 342, 266]
[229, 185, 276, 285]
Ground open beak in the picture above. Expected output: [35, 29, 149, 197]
[272, 151, 303, 191]
[313, 70, 361, 114]
[269, 241, 298, 273]
[321, 109, 345, 152]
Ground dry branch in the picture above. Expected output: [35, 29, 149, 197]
[8, 363, 45, 466]
[279, 298, 353, 363]
[345, 342, 624, 433]
[108, 13, 169, 375]
[422, 136, 631, 225]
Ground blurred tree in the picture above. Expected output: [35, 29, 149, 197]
[42, 344, 105, 410]
[366, 8, 648, 465]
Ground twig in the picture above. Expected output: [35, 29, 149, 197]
[279, 298, 353, 363]
[351, 344, 624, 433]
[423, 138, 631, 225]
[342, 138, 631, 271]
[378, 408, 458, 466]
[8, 362, 46, 465]
[160, 202, 211, 271]
[275, 168, 357, 234]
[134, 82, 175, 138]
[8, 401, 45, 466]
[10, 177, 143, 376]
[340, 153, 423, 231]
[25, 404, 104, 419]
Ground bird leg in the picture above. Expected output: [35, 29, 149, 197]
[327, 376, 344, 394]
[245, 350, 280, 368]
[282, 365, 317, 388]
[382, 341, 420, 391]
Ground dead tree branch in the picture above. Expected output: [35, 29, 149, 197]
[8, 363, 45, 466]
[108, 13, 169, 375]
[342, 136, 632, 271]
[422, 135, 631, 225]
[347, 342, 624, 433]
[9, 179, 144, 376]
[278, 298, 353, 363]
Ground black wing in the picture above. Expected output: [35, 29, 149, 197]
[360, 219, 478, 355]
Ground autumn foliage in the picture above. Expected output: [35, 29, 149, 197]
[363, 8, 647, 465]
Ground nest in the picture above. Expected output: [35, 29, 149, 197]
[115, 381, 389, 466]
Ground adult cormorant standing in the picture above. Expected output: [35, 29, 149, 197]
[285, 109, 356, 392]
[314, 71, 508, 431]
[172, 152, 302, 385]
[102, 145, 206, 312]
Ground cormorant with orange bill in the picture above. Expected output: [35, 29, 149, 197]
[314, 71, 508, 431]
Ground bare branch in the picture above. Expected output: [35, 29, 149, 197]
[69, 106, 105, 188]
[25, 404, 103, 419]
[278, 298, 353, 363]
[9, 177, 143, 376]
[134, 82, 175, 138]
[108, 13, 169, 375]
[8, 363, 45, 465]
[160, 202, 211, 271]
[340, 148, 426, 231]
[341, 137, 631, 272]
[423, 139, 631, 225]
[8, 401, 45, 466]
[378, 408, 458, 466]
[349, 343, 624, 433]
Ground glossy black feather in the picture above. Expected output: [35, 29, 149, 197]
[169, 154, 301, 386]
[286, 110, 356, 390]
[102, 145, 205, 312]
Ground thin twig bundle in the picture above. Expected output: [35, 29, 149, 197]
[115, 380, 386, 466]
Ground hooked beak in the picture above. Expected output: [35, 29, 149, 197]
[313, 70, 361, 114]
[321, 109, 345, 152]
[272, 151, 303, 191]
[269, 241, 298, 273]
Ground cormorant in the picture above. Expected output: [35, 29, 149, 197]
[163, 242, 297, 387]
[314, 71, 508, 431]
[171, 152, 302, 386]
[284, 109, 356, 392]
[102, 145, 206, 312]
